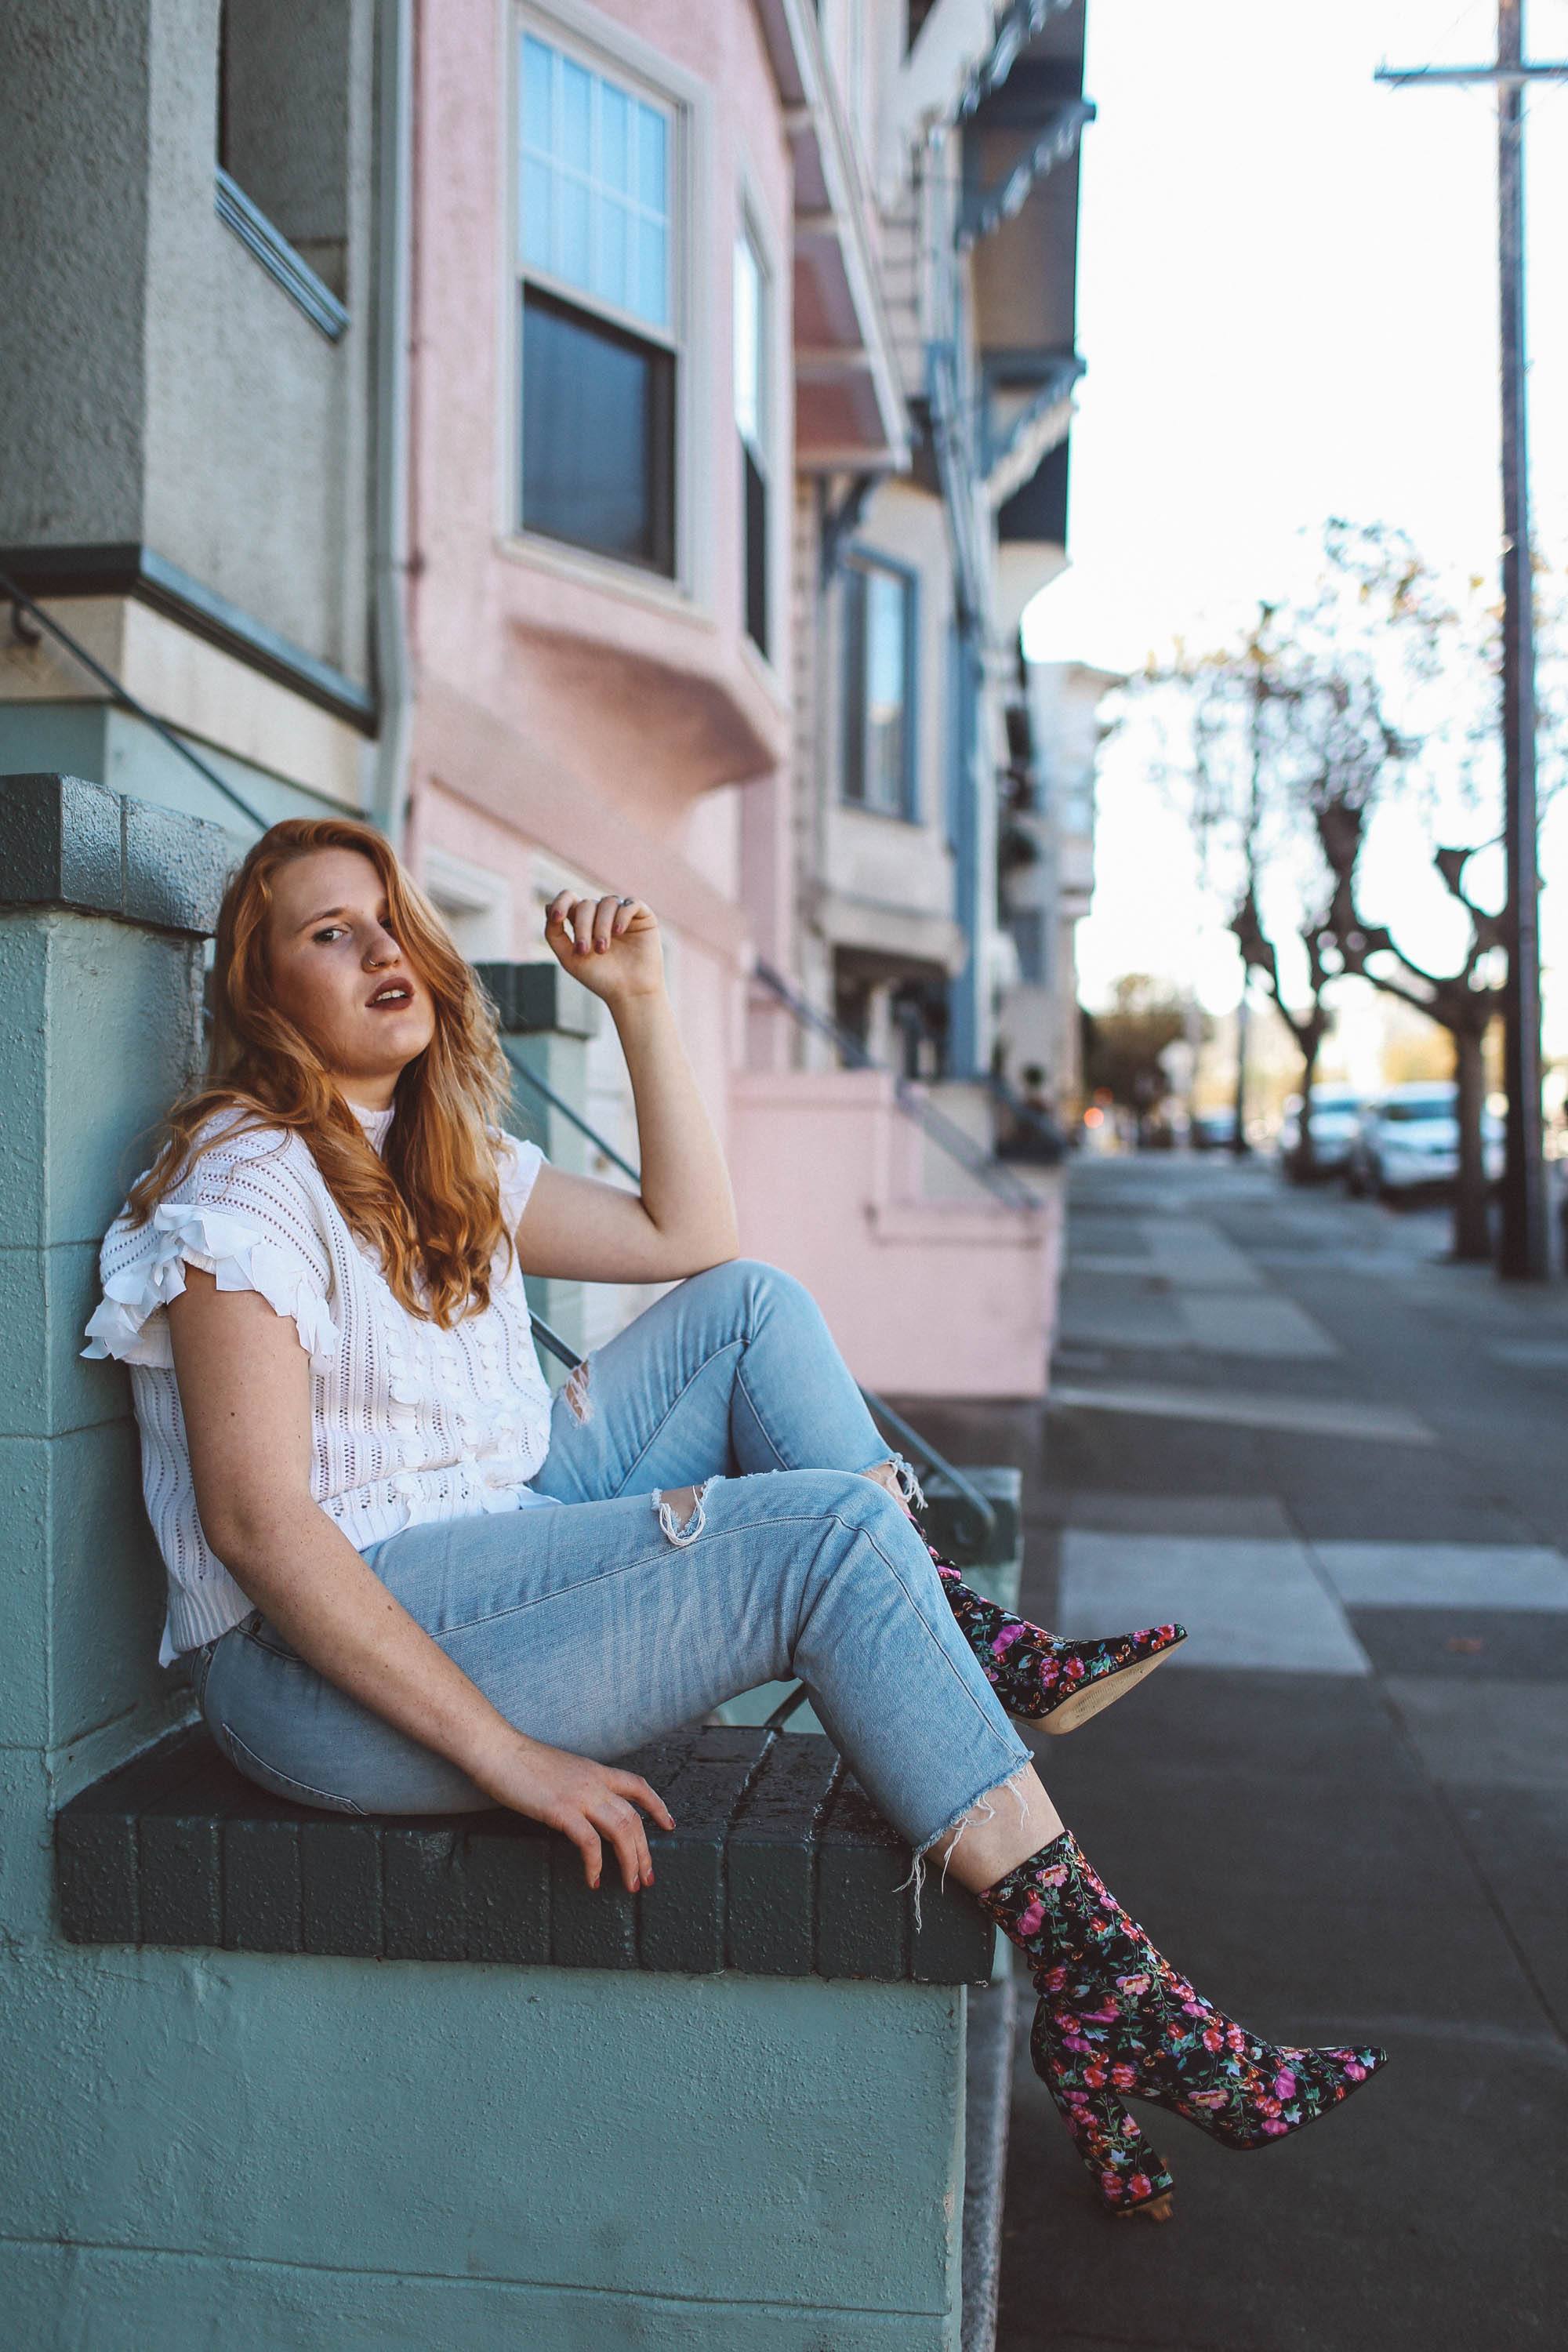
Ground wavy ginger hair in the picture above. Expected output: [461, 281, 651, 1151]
[127, 818, 515, 1327]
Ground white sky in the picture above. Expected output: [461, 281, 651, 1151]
[1022, 0, 1568, 1046]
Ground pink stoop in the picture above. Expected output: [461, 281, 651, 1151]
[728, 1068, 1063, 1398]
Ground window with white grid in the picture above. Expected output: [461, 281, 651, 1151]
[516, 23, 681, 575]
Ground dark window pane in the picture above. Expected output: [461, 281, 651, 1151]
[841, 566, 868, 800]
[219, 0, 352, 296]
[521, 285, 675, 575]
[743, 440, 768, 655]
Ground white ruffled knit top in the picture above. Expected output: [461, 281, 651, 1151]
[83, 1102, 561, 1666]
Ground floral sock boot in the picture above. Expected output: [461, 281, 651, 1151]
[925, 1540, 1186, 1733]
[979, 1831, 1386, 2220]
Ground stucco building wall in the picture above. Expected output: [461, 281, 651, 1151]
[406, 0, 802, 1174]
[0, 0, 379, 691]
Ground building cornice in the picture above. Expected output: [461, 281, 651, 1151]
[0, 545, 376, 732]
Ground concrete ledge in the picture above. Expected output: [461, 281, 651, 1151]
[961, 1955, 1018, 2352]
[55, 1721, 995, 1983]
[0, 772, 232, 935]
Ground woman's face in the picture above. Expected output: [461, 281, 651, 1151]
[265, 848, 437, 1102]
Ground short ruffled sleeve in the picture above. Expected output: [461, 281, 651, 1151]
[495, 1129, 548, 1235]
[82, 1120, 340, 1376]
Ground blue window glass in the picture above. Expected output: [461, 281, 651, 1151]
[518, 29, 671, 332]
[601, 83, 631, 194]
[842, 559, 915, 814]
[637, 105, 666, 212]
[561, 58, 592, 170]
[636, 217, 668, 330]
[522, 34, 552, 149]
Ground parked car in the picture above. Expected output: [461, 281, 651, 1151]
[1189, 1109, 1237, 1152]
[1276, 1087, 1363, 1180]
[1343, 1082, 1504, 1199]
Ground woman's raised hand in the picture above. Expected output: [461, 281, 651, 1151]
[543, 891, 664, 1005]
[474, 1733, 676, 1892]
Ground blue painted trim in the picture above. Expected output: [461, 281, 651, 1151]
[216, 169, 350, 343]
[946, 621, 983, 1076]
[979, 350, 1084, 477]
[958, 0, 1079, 118]
[956, 100, 1094, 249]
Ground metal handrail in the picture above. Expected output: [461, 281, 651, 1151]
[508, 1057, 641, 1181]
[902, 1087, 1040, 1209]
[0, 571, 270, 833]
[528, 1310, 585, 1373]
[512, 1061, 996, 1535]
[855, 1382, 996, 1542]
[750, 958, 1039, 1211]
[985, 1070, 1067, 1164]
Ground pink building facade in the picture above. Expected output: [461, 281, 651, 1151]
[401, 0, 1084, 1398]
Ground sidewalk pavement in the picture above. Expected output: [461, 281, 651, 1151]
[896, 1150, 1566, 2352]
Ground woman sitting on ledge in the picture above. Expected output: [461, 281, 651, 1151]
[84, 817, 1384, 2223]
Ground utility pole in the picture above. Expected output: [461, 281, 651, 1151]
[1229, 603, 1272, 1157]
[1377, 6, 1567, 1278]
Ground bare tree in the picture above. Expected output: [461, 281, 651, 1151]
[1130, 524, 1439, 1168]
[1316, 817, 1503, 1259]
[1232, 886, 1335, 1171]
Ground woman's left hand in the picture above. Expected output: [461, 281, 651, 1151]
[543, 891, 664, 1005]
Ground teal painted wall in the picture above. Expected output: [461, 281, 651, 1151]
[0, 902, 206, 1812]
[0, 702, 365, 841]
[0, 1957, 966, 2350]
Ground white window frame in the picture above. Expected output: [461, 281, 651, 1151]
[502, 0, 713, 614]
[732, 153, 787, 685]
[733, 201, 771, 665]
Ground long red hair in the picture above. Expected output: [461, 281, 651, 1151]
[127, 818, 514, 1327]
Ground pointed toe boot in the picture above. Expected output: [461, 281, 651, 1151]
[982, 1831, 1387, 2220]
[927, 1542, 1186, 1733]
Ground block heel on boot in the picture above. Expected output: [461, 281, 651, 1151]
[927, 1542, 1186, 1731]
[1033, 2026, 1177, 2221]
[983, 1832, 1387, 2220]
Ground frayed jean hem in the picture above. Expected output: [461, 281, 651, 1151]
[895, 1753, 1034, 1932]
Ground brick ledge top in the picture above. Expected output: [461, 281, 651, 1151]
[0, 772, 232, 936]
[54, 1722, 993, 1984]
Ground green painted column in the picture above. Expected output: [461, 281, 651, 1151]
[0, 774, 230, 1924]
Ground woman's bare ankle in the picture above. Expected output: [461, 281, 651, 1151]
[931, 1767, 1065, 1896]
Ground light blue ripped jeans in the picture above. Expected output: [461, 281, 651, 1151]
[194, 1258, 1033, 1871]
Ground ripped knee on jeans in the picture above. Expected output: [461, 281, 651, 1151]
[652, 1475, 723, 1547]
[564, 1355, 594, 1425]
[858, 1451, 927, 1516]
